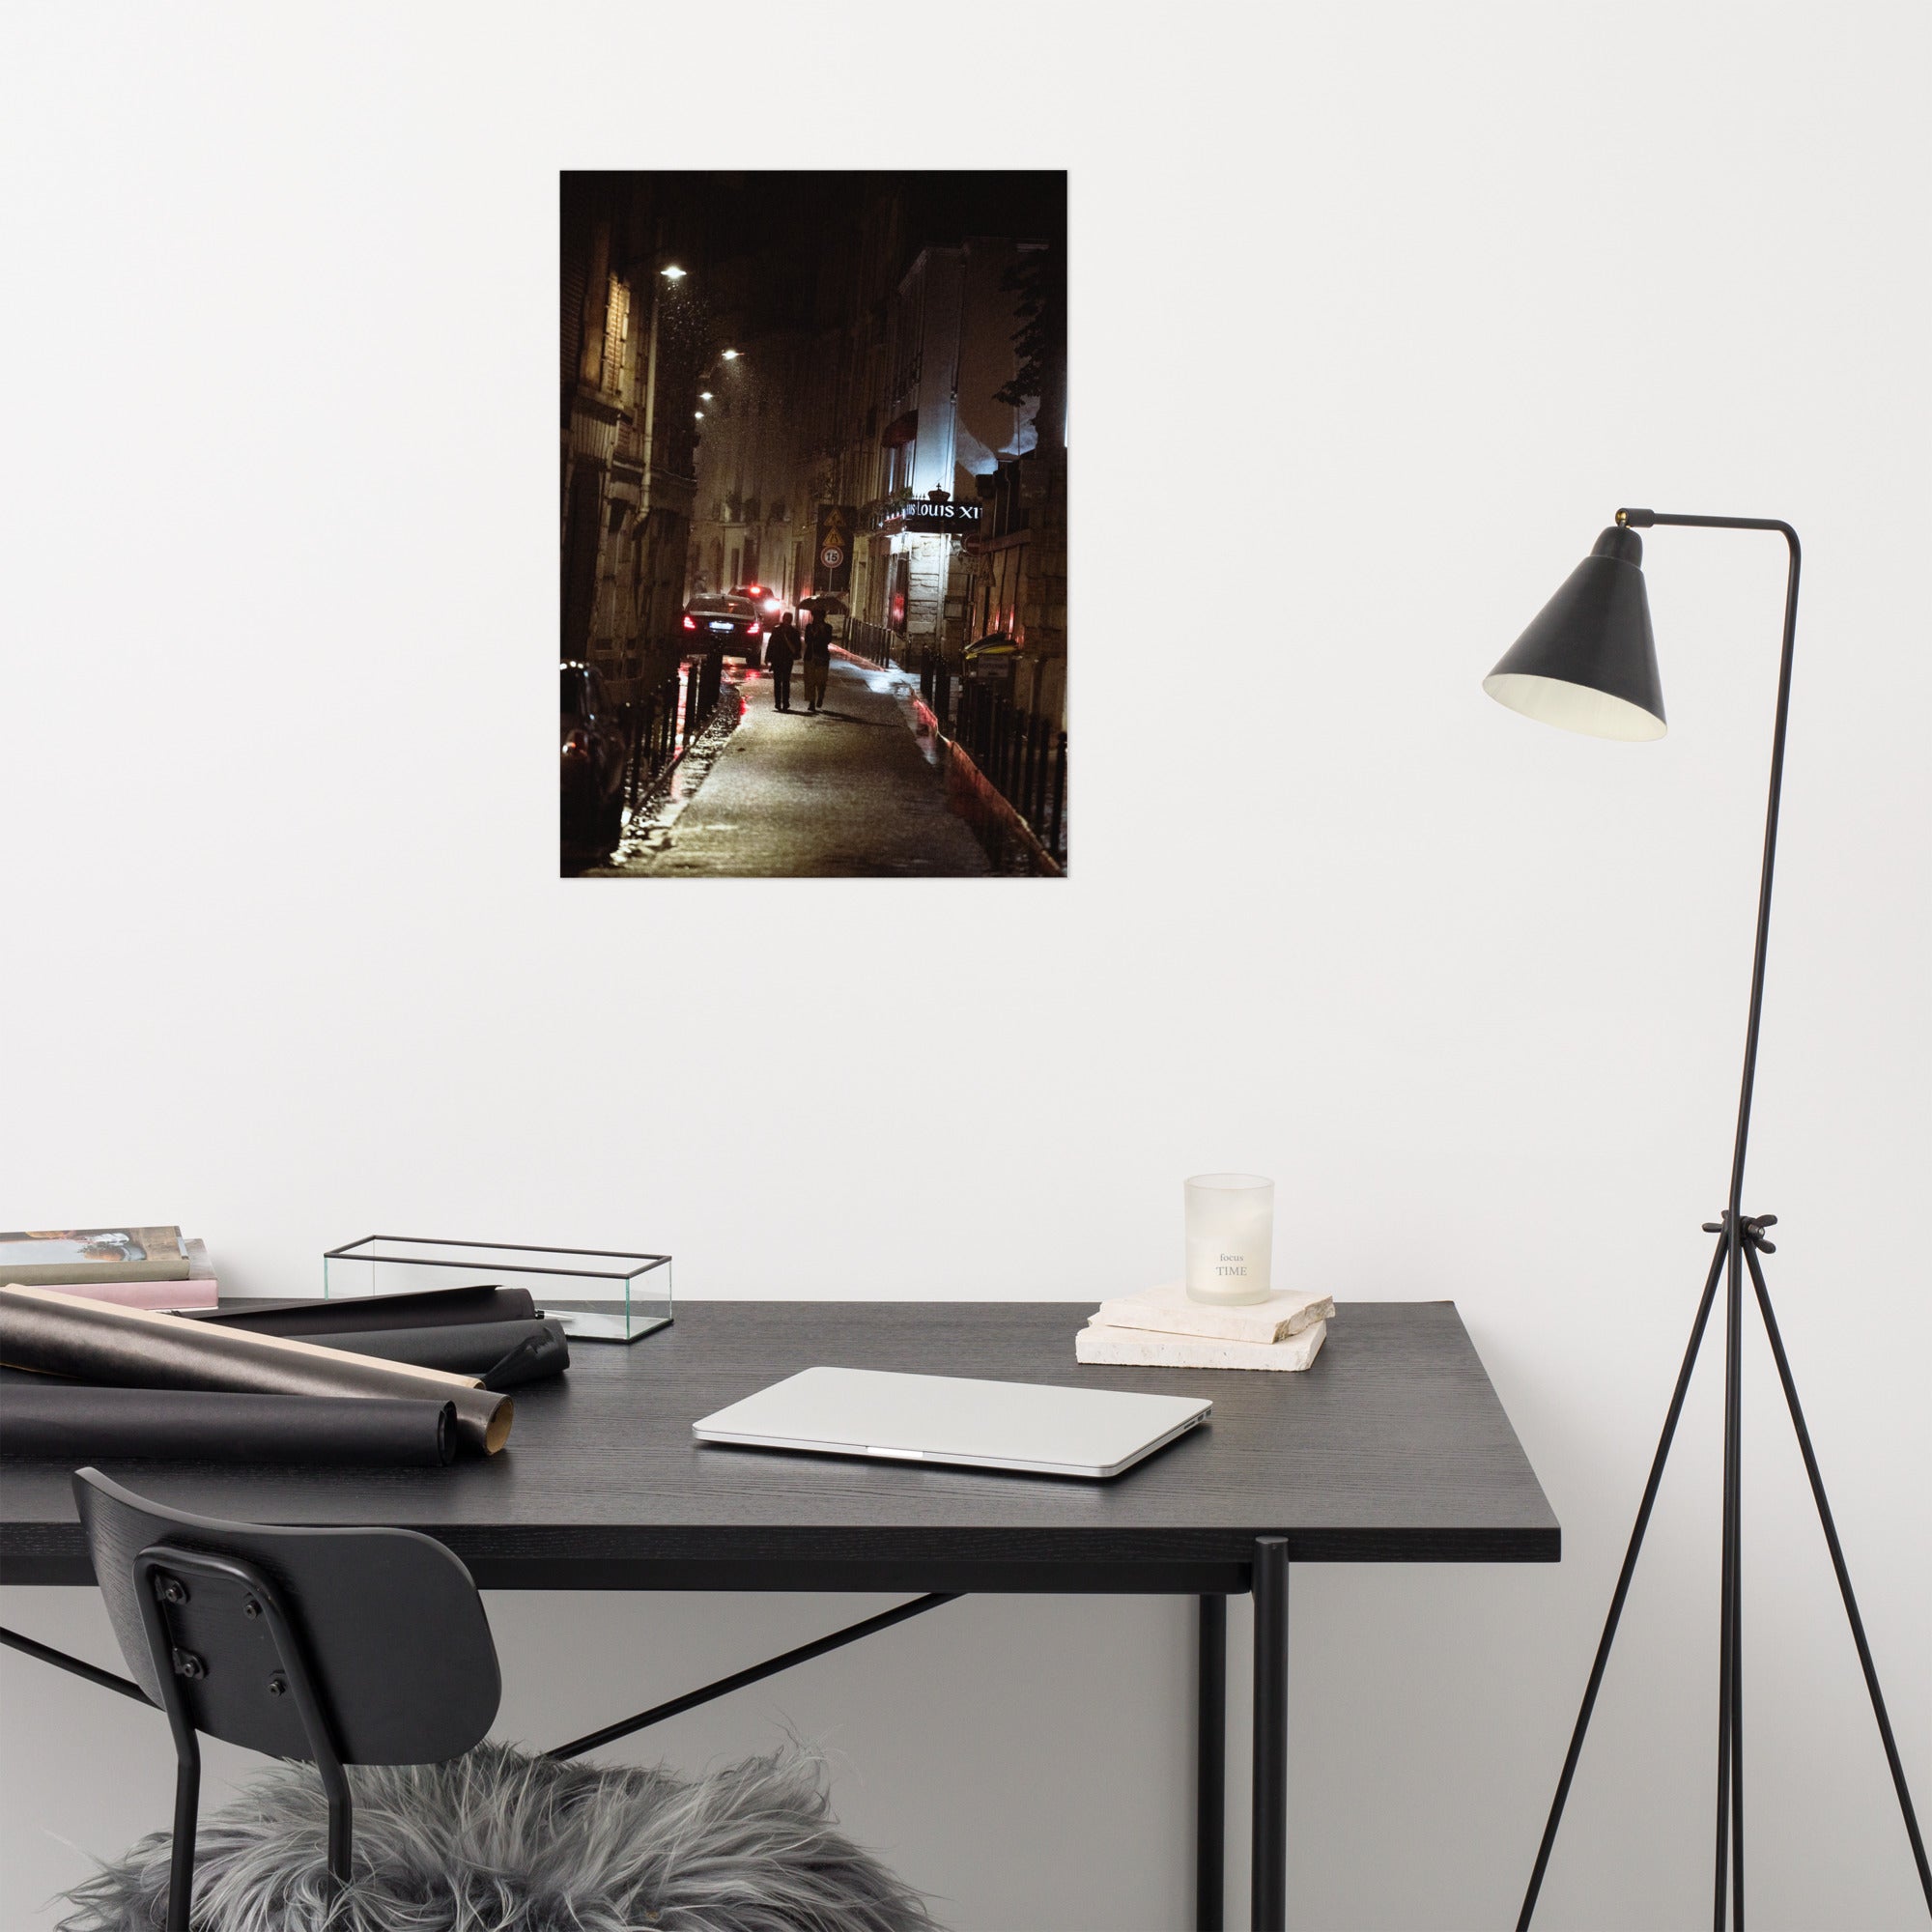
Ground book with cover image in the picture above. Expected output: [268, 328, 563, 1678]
[0, 1228, 190, 1285]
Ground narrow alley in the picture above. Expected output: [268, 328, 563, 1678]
[597, 655, 989, 877]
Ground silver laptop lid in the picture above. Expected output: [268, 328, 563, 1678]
[692, 1366, 1211, 1479]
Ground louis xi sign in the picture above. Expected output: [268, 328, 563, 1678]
[882, 498, 982, 535]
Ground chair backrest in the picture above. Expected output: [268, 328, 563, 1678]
[74, 1468, 500, 1766]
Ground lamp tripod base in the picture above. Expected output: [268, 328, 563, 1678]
[1519, 1213, 1931, 1929]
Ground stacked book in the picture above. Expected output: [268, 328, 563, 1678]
[0, 1226, 215, 1310]
[1075, 1280, 1333, 1371]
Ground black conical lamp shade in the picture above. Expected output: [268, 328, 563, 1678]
[1484, 526, 1667, 741]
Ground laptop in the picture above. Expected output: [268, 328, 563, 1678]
[692, 1366, 1211, 1480]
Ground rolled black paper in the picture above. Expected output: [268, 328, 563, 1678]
[0, 1385, 456, 1466]
[186, 1284, 538, 1335]
[0, 1286, 513, 1456]
[480, 1335, 551, 1392]
[307, 1318, 568, 1385]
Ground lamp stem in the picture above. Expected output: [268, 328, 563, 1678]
[1613, 513, 1802, 1221]
[1625, 513, 1801, 1932]
[1721, 524, 1803, 1221]
[1623, 506, 1801, 1213]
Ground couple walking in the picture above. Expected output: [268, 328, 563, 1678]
[764, 611, 833, 714]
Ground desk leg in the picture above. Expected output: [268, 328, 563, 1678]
[1252, 1537, 1290, 1932]
[1197, 1594, 1226, 1931]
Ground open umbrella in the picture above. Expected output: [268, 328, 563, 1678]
[798, 594, 850, 616]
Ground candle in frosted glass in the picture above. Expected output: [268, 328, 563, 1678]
[1184, 1173, 1274, 1305]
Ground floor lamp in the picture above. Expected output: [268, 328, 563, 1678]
[1483, 510, 1931, 1930]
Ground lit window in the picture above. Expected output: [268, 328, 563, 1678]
[602, 274, 630, 394]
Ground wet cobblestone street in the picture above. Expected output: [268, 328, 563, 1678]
[592, 654, 990, 877]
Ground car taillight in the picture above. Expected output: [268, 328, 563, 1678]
[682, 614, 696, 631]
[748, 622, 762, 638]
[562, 728, 590, 759]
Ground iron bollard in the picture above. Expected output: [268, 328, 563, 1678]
[1058, 732, 1068, 858]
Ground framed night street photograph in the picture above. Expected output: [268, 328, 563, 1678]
[559, 171, 1066, 878]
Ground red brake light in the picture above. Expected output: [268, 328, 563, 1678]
[749, 622, 762, 637]
[682, 613, 696, 631]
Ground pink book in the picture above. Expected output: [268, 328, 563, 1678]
[32, 1277, 219, 1312]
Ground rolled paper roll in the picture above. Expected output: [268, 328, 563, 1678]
[0, 1285, 512, 1456]
[305, 1319, 568, 1385]
[0, 1384, 457, 1467]
[479, 1333, 553, 1392]
[185, 1283, 538, 1335]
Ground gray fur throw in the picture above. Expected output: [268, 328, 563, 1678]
[58, 1740, 938, 1932]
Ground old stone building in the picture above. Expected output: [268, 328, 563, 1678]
[868, 238, 1041, 656]
[681, 176, 1065, 729]
[560, 175, 707, 700]
[684, 182, 904, 621]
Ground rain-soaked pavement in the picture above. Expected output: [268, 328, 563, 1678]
[592, 653, 991, 877]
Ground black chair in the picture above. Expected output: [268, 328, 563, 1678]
[73, 1466, 501, 1932]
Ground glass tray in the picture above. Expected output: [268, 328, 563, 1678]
[322, 1237, 671, 1343]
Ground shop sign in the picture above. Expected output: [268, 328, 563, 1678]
[880, 499, 983, 534]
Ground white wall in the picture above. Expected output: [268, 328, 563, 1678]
[2, 5, 1927, 1927]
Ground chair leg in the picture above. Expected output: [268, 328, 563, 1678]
[321, 1767, 354, 1890]
[167, 1743, 199, 1932]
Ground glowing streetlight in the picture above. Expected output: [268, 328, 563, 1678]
[660, 265, 687, 281]
[694, 410, 704, 420]
[721, 348, 739, 361]
[698, 390, 714, 402]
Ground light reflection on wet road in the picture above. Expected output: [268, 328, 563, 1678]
[590, 655, 988, 877]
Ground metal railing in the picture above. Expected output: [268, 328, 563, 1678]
[620, 653, 726, 811]
[950, 675, 1067, 868]
[819, 628, 1067, 868]
[914, 647, 957, 732]
[842, 617, 900, 668]
[620, 674, 680, 810]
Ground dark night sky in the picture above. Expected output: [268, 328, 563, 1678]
[650, 170, 1065, 333]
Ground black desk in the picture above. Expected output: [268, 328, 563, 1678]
[0, 1300, 1558, 1929]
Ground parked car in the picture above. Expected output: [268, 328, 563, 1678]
[559, 661, 627, 864]
[732, 582, 785, 624]
[683, 593, 764, 660]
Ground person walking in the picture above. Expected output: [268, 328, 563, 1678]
[801, 610, 834, 713]
[765, 611, 799, 712]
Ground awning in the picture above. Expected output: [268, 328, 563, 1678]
[880, 410, 918, 448]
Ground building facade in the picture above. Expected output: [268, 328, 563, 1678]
[560, 175, 706, 701]
[679, 175, 1066, 727]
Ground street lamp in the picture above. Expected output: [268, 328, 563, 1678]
[721, 348, 739, 361]
[698, 390, 714, 402]
[694, 411, 703, 420]
[660, 265, 687, 282]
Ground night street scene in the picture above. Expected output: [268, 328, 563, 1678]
[560, 171, 1066, 877]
